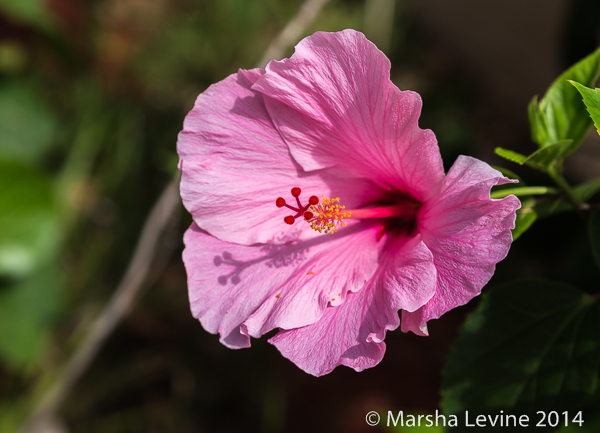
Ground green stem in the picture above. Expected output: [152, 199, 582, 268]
[548, 168, 589, 212]
[490, 186, 558, 199]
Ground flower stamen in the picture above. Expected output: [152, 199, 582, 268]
[308, 196, 351, 234]
[307, 196, 420, 234]
[277, 189, 420, 234]
[275, 187, 319, 225]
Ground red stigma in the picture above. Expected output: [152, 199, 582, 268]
[275, 187, 319, 225]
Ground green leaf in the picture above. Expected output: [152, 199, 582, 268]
[494, 148, 529, 165]
[442, 280, 600, 432]
[589, 208, 600, 270]
[528, 95, 550, 145]
[569, 81, 600, 136]
[531, 48, 600, 148]
[505, 50, 600, 180]
[0, 160, 60, 278]
[0, 82, 58, 165]
[0, 264, 62, 368]
[512, 198, 537, 240]
[496, 140, 578, 173]
[526, 139, 579, 167]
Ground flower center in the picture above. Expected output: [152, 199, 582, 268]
[276, 187, 420, 234]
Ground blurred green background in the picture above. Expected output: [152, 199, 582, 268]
[0, 0, 599, 432]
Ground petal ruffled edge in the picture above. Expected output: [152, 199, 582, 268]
[269, 235, 437, 376]
[402, 156, 520, 335]
[182, 222, 386, 350]
[254, 29, 445, 202]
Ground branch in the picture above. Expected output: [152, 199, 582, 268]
[22, 175, 180, 433]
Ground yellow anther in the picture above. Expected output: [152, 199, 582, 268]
[306, 196, 351, 234]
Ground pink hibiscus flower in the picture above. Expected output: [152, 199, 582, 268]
[178, 29, 520, 376]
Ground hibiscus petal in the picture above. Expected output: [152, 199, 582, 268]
[182, 222, 383, 349]
[402, 156, 520, 334]
[269, 235, 436, 376]
[178, 68, 376, 245]
[253, 29, 444, 201]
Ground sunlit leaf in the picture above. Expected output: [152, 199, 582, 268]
[495, 140, 578, 173]
[494, 148, 529, 165]
[528, 95, 550, 146]
[442, 280, 600, 432]
[569, 81, 600, 137]
[531, 48, 600, 148]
